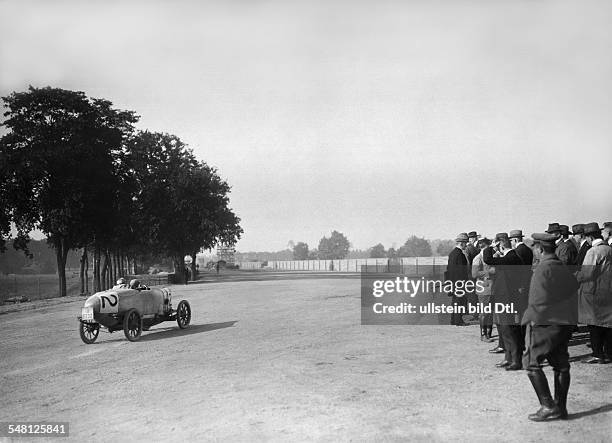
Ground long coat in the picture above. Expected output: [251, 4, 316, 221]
[576, 241, 612, 327]
[483, 247, 525, 313]
[521, 254, 578, 326]
[576, 241, 591, 266]
[556, 239, 577, 266]
[446, 247, 469, 282]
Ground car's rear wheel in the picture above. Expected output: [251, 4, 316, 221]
[177, 300, 191, 329]
[79, 322, 100, 344]
[123, 309, 142, 341]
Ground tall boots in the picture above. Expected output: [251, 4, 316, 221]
[527, 369, 567, 421]
[480, 319, 494, 342]
[553, 370, 570, 419]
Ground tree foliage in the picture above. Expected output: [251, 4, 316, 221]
[293, 242, 309, 260]
[318, 230, 350, 259]
[398, 235, 432, 257]
[369, 243, 386, 258]
[0, 86, 242, 293]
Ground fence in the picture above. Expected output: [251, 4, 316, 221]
[0, 271, 174, 304]
[236, 257, 449, 276]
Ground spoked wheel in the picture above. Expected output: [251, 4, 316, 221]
[123, 309, 142, 341]
[176, 300, 191, 329]
[79, 322, 100, 344]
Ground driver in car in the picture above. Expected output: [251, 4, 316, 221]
[112, 277, 128, 289]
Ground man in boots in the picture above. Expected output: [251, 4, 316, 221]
[522, 233, 578, 421]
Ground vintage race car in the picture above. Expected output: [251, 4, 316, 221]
[77, 284, 191, 344]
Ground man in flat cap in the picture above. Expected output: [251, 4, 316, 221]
[483, 232, 524, 370]
[571, 224, 591, 267]
[446, 233, 470, 326]
[522, 233, 578, 421]
[575, 222, 612, 364]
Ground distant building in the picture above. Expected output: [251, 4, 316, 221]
[217, 244, 236, 264]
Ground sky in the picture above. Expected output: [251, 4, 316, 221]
[1, 0, 611, 251]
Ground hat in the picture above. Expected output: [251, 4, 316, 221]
[560, 225, 573, 236]
[495, 232, 509, 242]
[546, 223, 561, 233]
[508, 229, 524, 239]
[602, 222, 612, 230]
[532, 232, 560, 247]
[455, 232, 469, 242]
[583, 222, 601, 235]
[572, 224, 585, 235]
[477, 237, 491, 246]
[467, 231, 478, 238]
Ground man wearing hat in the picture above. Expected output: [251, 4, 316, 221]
[571, 224, 591, 267]
[472, 237, 495, 341]
[575, 222, 612, 364]
[522, 233, 578, 421]
[446, 233, 470, 326]
[602, 222, 612, 246]
[510, 229, 533, 353]
[483, 232, 524, 370]
[546, 223, 576, 266]
[465, 231, 481, 321]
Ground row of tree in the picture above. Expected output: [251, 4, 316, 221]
[291, 231, 351, 260]
[290, 235, 456, 260]
[0, 86, 242, 296]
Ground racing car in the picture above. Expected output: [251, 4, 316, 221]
[77, 280, 191, 343]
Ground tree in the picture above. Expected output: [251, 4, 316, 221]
[386, 247, 398, 258]
[0, 86, 138, 296]
[293, 242, 309, 260]
[318, 230, 350, 259]
[369, 243, 386, 258]
[434, 239, 455, 257]
[307, 249, 319, 260]
[398, 235, 432, 257]
[126, 131, 242, 283]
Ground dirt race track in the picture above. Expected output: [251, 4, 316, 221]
[1, 274, 611, 442]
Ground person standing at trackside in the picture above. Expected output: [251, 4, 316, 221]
[509, 229, 533, 356]
[472, 237, 494, 342]
[602, 222, 612, 246]
[446, 233, 470, 326]
[575, 222, 612, 364]
[522, 233, 578, 421]
[572, 224, 591, 268]
[466, 231, 481, 320]
[483, 233, 524, 370]
[546, 223, 575, 266]
[560, 225, 578, 266]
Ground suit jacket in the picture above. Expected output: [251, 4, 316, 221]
[556, 239, 577, 266]
[446, 247, 469, 283]
[466, 243, 479, 268]
[483, 247, 526, 315]
[576, 241, 591, 267]
[514, 242, 534, 292]
[521, 254, 578, 326]
[576, 241, 612, 327]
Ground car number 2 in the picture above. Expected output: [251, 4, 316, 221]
[99, 293, 118, 313]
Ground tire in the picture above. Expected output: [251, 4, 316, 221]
[176, 300, 191, 329]
[123, 309, 142, 341]
[79, 322, 100, 344]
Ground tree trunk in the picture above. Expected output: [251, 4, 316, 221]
[55, 238, 68, 297]
[79, 247, 87, 295]
[84, 249, 89, 294]
[101, 250, 109, 290]
[93, 245, 101, 293]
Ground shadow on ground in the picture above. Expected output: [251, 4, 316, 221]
[138, 321, 238, 342]
[567, 403, 612, 420]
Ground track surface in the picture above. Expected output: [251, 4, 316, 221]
[1, 274, 611, 442]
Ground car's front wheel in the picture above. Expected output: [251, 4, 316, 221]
[123, 309, 142, 341]
[79, 322, 100, 344]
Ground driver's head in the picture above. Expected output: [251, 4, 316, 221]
[116, 277, 126, 285]
[129, 279, 140, 289]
